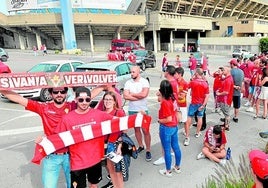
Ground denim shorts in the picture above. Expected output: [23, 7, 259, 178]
[187, 104, 204, 117]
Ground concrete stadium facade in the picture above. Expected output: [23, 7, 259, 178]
[0, 0, 268, 55]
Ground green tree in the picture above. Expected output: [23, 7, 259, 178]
[259, 38, 268, 53]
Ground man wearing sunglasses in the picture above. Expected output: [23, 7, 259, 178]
[55, 86, 114, 188]
[0, 87, 73, 188]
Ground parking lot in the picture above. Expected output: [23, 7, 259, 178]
[0, 50, 267, 188]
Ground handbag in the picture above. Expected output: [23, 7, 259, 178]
[120, 133, 138, 159]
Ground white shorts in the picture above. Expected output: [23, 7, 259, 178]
[178, 107, 187, 123]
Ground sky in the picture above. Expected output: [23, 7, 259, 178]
[0, 0, 132, 15]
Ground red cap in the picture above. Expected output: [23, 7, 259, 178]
[229, 58, 238, 66]
[249, 149, 268, 179]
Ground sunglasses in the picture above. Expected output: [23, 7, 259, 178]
[52, 90, 67, 94]
[77, 97, 91, 103]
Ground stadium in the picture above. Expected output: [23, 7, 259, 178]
[0, 0, 268, 54]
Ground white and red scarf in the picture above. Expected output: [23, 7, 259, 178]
[32, 113, 151, 164]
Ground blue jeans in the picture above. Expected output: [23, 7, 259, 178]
[159, 124, 182, 171]
[42, 153, 71, 188]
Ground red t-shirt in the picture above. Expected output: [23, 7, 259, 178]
[107, 109, 125, 143]
[250, 66, 262, 86]
[217, 75, 234, 105]
[177, 78, 188, 107]
[169, 78, 178, 102]
[213, 72, 222, 92]
[189, 57, 197, 70]
[202, 57, 208, 70]
[26, 100, 73, 136]
[204, 126, 227, 147]
[162, 56, 168, 67]
[158, 99, 178, 127]
[59, 108, 113, 171]
[189, 78, 209, 104]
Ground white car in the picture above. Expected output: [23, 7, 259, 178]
[1, 60, 85, 101]
[232, 49, 252, 58]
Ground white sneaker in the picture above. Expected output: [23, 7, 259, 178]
[159, 169, 172, 178]
[184, 137, 190, 146]
[219, 159, 226, 166]
[182, 130, 186, 136]
[195, 132, 202, 138]
[172, 166, 182, 174]
[153, 157, 165, 166]
[244, 101, 250, 107]
[196, 152, 206, 160]
[246, 107, 254, 112]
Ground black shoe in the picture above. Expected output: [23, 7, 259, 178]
[106, 174, 111, 180]
[200, 126, 207, 131]
[259, 132, 268, 138]
[233, 117, 238, 123]
[145, 151, 152, 161]
[192, 123, 197, 127]
[101, 180, 113, 188]
[137, 146, 144, 153]
[220, 118, 225, 122]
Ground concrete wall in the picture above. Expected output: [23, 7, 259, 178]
[147, 11, 212, 31]
[200, 37, 260, 55]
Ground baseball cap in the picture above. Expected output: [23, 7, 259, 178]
[229, 58, 238, 66]
[249, 149, 268, 179]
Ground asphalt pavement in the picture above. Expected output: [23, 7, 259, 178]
[0, 50, 267, 188]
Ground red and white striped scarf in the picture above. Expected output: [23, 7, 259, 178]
[32, 113, 151, 164]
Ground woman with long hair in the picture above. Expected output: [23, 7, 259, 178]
[254, 67, 268, 119]
[102, 91, 125, 188]
[157, 80, 182, 177]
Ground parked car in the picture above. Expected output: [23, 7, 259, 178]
[132, 49, 156, 71]
[0, 61, 11, 73]
[0, 48, 9, 62]
[1, 60, 85, 101]
[111, 39, 144, 53]
[75, 60, 150, 107]
[232, 49, 252, 58]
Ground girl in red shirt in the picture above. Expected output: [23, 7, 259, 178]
[103, 91, 125, 188]
[157, 80, 182, 177]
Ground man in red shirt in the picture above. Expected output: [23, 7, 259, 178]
[184, 68, 209, 146]
[57, 87, 114, 188]
[216, 66, 234, 131]
[188, 53, 197, 76]
[0, 87, 73, 188]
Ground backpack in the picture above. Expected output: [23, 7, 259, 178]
[120, 133, 138, 159]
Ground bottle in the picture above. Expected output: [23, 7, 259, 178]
[226, 147, 231, 160]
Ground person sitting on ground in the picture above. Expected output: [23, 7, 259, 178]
[196, 125, 227, 166]
[248, 149, 268, 188]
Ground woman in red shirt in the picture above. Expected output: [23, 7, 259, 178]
[102, 91, 125, 188]
[157, 80, 182, 177]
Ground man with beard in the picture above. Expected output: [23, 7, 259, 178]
[0, 87, 73, 188]
[123, 66, 152, 161]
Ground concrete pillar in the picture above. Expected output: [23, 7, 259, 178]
[89, 30, 94, 53]
[139, 32, 145, 47]
[60, 0, 77, 50]
[170, 31, 174, 53]
[18, 34, 25, 50]
[35, 33, 42, 50]
[153, 30, 157, 53]
[61, 32, 65, 50]
[116, 32, 120, 39]
[157, 33, 161, 52]
[185, 31, 188, 52]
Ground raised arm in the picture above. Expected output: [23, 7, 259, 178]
[0, 90, 28, 107]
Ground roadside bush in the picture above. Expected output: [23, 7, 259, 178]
[198, 155, 254, 188]
[55, 50, 60, 54]
[260, 38, 268, 53]
[198, 142, 268, 188]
